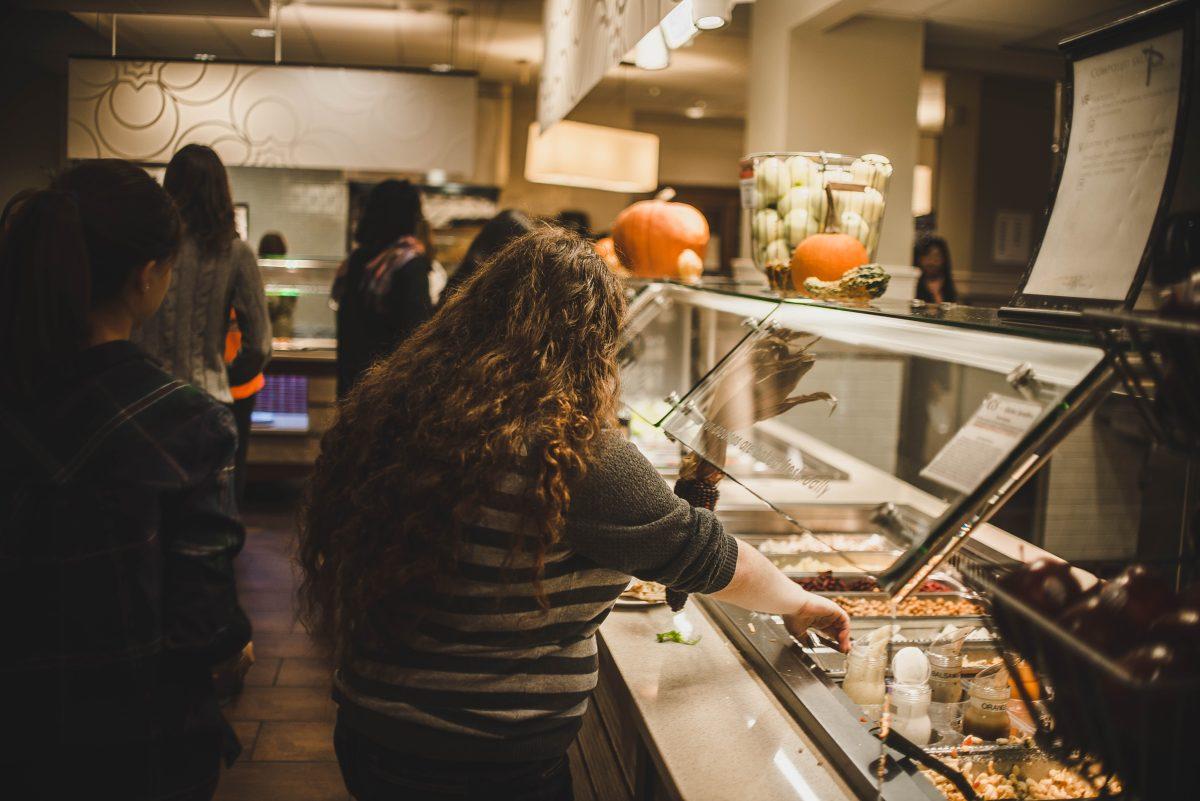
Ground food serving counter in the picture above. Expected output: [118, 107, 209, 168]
[597, 281, 1192, 801]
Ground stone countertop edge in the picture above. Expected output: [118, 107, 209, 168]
[597, 600, 857, 801]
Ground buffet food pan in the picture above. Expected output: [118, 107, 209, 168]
[825, 591, 989, 620]
[765, 551, 902, 574]
[714, 503, 922, 548]
[917, 748, 1117, 800]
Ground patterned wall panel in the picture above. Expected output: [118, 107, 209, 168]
[539, 0, 674, 131]
[67, 58, 477, 175]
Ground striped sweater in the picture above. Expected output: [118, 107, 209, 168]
[333, 431, 738, 761]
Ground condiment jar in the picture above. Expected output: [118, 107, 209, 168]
[890, 684, 932, 745]
[962, 680, 1011, 740]
[928, 650, 964, 703]
[842, 642, 887, 706]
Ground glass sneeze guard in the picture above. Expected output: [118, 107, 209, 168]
[653, 293, 1114, 596]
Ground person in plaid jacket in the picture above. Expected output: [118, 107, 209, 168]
[0, 160, 251, 800]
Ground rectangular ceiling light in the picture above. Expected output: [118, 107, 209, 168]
[525, 121, 659, 193]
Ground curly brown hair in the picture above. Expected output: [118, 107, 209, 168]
[297, 226, 626, 661]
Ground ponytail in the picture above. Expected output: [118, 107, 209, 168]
[0, 159, 180, 404]
[0, 191, 92, 402]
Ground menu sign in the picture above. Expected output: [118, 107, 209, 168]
[920, 393, 1044, 496]
[1022, 29, 1183, 303]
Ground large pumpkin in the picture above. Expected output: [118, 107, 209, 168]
[612, 199, 709, 279]
[790, 232, 868, 287]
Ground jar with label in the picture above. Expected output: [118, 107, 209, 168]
[962, 670, 1012, 740]
[842, 641, 887, 706]
[890, 684, 932, 745]
[928, 650, 964, 703]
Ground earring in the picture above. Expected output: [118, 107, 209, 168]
[143, 283, 150, 291]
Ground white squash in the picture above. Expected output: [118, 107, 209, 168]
[764, 238, 792, 266]
[784, 208, 812, 247]
[753, 208, 783, 244]
[839, 210, 871, 245]
[787, 155, 821, 188]
[755, 157, 789, 207]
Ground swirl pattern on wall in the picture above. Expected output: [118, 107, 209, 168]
[68, 58, 477, 174]
[539, 0, 674, 131]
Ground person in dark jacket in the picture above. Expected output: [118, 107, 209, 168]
[334, 179, 434, 396]
[439, 209, 533, 307]
[0, 159, 251, 800]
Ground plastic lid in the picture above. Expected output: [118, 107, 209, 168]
[892, 646, 931, 685]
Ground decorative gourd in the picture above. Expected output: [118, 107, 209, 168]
[612, 195, 709, 279]
[789, 184, 870, 286]
[801, 264, 890, 300]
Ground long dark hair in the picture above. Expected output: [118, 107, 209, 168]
[0, 160, 181, 403]
[913, 234, 958, 303]
[164, 144, 235, 260]
[441, 209, 534, 304]
[298, 227, 625, 660]
[354, 179, 423, 256]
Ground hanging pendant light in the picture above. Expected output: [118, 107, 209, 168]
[692, 0, 730, 30]
[634, 26, 670, 71]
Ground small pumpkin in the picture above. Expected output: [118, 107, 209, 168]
[593, 236, 629, 277]
[789, 183, 870, 287]
[791, 233, 869, 284]
[612, 196, 709, 279]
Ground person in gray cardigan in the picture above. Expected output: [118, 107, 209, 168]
[134, 145, 270, 405]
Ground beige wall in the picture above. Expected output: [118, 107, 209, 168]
[635, 113, 744, 189]
[786, 17, 924, 265]
[935, 71, 982, 282]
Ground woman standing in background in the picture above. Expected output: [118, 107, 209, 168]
[0, 159, 250, 800]
[134, 144, 271, 413]
[333, 179, 433, 396]
[913, 234, 959, 304]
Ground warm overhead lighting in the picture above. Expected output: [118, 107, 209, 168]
[193, 53, 217, 61]
[661, 0, 698, 49]
[917, 71, 947, 133]
[430, 63, 453, 73]
[250, 28, 275, 38]
[684, 105, 706, 119]
[634, 27, 669, 71]
[525, 121, 659, 193]
[692, 0, 730, 30]
[912, 164, 933, 217]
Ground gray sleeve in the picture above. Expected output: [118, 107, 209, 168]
[227, 240, 272, 386]
[564, 432, 738, 594]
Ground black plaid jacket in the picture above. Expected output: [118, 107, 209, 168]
[0, 341, 251, 748]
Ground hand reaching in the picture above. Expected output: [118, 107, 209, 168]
[783, 592, 851, 653]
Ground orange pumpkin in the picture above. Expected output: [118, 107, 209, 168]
[593, 236, 629, 277]
[790, 233, 868, 287]
[612, 199, 709, 279]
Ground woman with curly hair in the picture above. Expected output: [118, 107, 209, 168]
[298, 227, 849, 801]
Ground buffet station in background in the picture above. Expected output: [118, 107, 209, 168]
[579, 3, 1200, 800]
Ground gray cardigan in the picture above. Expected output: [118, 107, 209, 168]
[134, 237, 271, 404]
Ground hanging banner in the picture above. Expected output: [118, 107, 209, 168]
[539, 0, 674, 131]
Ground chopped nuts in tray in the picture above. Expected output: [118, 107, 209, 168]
[920, 757, 1119, 801]
[834, 595, 983, 617]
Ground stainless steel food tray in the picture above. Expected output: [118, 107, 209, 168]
[714, 502, 931, 548]
[806, 641, 1000, 679]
